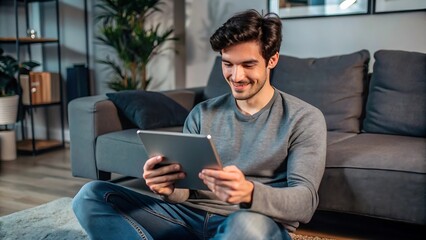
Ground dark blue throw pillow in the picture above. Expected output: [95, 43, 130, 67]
[106, 90, 189, 130]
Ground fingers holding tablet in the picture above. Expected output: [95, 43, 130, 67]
[143, 155, 187, 195]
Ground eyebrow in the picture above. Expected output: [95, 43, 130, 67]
[222, 59, 259, 65]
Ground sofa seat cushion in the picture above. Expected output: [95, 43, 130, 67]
[327, 131, 357, 146]
[319, 133, 426, 224]
[271, 50, 370, 133]
[96, 127, 183, 177]
[363, 50, 426, 137]
[326, 133, 426, 173]
[96, 129, 148, 178]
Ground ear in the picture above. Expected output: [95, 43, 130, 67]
[267, 52, 279, 69]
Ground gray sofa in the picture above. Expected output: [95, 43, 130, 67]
[69, 49, 426, 225]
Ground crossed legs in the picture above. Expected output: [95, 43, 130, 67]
[73, 181, 290, 240]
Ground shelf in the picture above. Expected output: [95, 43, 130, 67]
[3, 0, 57, 4]
[0, 37, 59, 44]
[23, 101, 61, 108]
[17, 139, 63, 153]
[18, 0, 57, 3]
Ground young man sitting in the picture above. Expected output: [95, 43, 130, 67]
[73, 9, 327, 240]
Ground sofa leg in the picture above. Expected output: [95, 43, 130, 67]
[98, 170, 111, 181]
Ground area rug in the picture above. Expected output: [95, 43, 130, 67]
[0, 197, 333, 240]
[0, 197, 88, 240]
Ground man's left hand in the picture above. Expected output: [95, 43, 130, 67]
[199, 165, 254, 205]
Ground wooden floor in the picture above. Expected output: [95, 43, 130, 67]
[0, 146, 89, 216]
[0, 147, 425, 239]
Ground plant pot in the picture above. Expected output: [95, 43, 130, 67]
[0, 95, 19, 125]
[0, 130, 16, 161]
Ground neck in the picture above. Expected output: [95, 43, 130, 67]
[236, 85, 275, 116]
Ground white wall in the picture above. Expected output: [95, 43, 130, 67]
[281, 12, 426, 72]
[145, 1, 176, 91]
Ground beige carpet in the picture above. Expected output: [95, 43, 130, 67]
[0, 197, 333, 239]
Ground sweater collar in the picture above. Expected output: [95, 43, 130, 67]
[232, 88, 279, 121]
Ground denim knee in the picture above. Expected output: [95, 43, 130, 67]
[215, 211, 288, 240]
[73, 181, 104, 204]
[72, 181, 111, 221]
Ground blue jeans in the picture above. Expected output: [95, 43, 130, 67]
[73, 181, 291, 240]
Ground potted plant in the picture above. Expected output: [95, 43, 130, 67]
[96, 0, 177, 91]
[0, 47, 39, 125]
[0, 47, 39, 160]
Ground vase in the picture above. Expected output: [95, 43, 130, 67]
[0, 95, 19, 125]
[0, 130, 16, 161]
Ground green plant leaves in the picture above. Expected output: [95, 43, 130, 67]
[0, 48, 40, 97]
[95, 0, 176, 91]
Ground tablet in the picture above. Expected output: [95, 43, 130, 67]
[137, 130, 222, 190]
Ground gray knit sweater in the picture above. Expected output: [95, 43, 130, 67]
[181, 89, 327, 232]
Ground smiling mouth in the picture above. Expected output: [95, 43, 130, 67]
[231, 80, 250, 87]
[231, 81, 250, 92]
[233, 81, 248, 85]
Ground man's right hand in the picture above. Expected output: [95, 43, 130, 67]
[143, 156, 186, 196]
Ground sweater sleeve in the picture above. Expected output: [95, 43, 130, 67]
[183, 104, 201, 134]
[247, 107, 327, 224]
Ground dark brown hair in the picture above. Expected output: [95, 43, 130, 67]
[210, 9, 282, 61]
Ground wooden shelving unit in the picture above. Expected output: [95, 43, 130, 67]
[17, 139, 62, 152]
[0, 0, 65, 155]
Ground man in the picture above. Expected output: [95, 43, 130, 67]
[73, 9, 326, 240]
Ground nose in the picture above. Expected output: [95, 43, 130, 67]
[230, 65, 245, 82]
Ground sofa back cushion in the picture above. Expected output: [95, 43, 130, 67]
[363, 50, 426, 137]
[271, 50, 370, 133]
[203, 57, 230, 100]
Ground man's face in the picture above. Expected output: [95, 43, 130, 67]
[221, 41, 277, 102]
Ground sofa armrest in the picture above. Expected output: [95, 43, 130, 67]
[162, 89, 197, 111]
[68, 95, 123, 180]
[177, 87, 206, 106]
